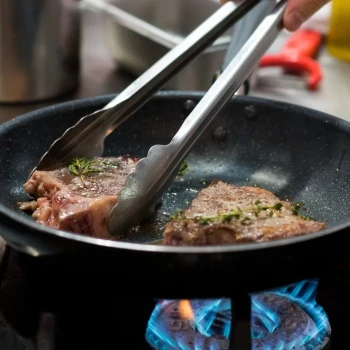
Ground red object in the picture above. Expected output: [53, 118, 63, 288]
[260, 29, 323, 91]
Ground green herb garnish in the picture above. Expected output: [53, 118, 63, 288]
[171, 195, 316, 225]
[199, 218, 212, 226]
[299, 214, 316, 220]
[177, 160, 189, 177]
[100, 159, 121, 168]
[171, 201, 284, 225]
[253, 200, 261, 217]
[291, 202, 315, 220]
[273, 202, 283, 210]
[170, 209, 186, 220]
[68, 157, 102, 184]
[222, 213, 240, 223]
[292, 202, 304, 213]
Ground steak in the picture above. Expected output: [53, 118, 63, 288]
[21, 157, 138, 239]
[163, 180, 326, 246]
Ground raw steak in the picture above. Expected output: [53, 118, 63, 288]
[21, 157, 138, 239]
[163, 180, 326, 246]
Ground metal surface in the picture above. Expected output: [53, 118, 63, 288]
[0, 0, 80, 102]
[84, 0, 231, 91]
[33, 0, 260, 172]
[108, 0, 287, 235]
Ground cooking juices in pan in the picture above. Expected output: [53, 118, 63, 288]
[19, 156, 326, 246]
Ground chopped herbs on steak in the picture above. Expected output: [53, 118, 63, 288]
[20, 157, 139, 239]
[20, 157, 325, 246]
[176, 160, 189, 177]
[163, 180, 326, 246]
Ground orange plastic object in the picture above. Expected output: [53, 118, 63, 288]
[260, 30, 323, 91]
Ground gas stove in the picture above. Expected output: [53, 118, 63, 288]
[0, 9, 349, 350]
[0, 245, 349, 350]
[146, 281, 331, 349]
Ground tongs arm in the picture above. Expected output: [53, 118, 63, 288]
[35, 0, 261, 171]
[99, 0, 260, 112]
[108, 0, 288, 235]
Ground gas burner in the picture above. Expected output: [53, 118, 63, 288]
[146, 299, 230, 350]
[252, 292, 330, 349]
[145, 280, 330, 350]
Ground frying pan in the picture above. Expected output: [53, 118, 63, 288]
[0, 91, 350, 298]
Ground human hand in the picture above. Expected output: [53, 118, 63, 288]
[220, 0, 331, 31]
[283, 0, 330, 31]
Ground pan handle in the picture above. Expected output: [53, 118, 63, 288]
[0, 233, 55, 257]
[0, 215, 74, 257]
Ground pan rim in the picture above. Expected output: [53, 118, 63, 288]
[0, 91, 349, 254]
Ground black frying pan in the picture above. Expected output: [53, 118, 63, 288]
[0, 91, 350, 297]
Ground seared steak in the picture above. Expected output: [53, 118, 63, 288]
[163, 180, 326, 246]
[22, 157, 138, 239]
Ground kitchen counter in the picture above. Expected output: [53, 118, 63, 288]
[0, 11, 349, 124]
[251, 30, 350, 122]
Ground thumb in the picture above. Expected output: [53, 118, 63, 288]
[284, 0, 330, 31]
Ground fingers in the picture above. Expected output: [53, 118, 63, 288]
[284, 0, 331, 31]
[220, 0, 330, 32]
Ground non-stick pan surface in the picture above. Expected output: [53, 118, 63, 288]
[0, 92, 350, 296]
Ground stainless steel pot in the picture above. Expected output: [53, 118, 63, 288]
[0, 0, 81, 103]
[83, 0, 231, 91]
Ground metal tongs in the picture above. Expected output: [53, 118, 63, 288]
[32, 0, 287, 236]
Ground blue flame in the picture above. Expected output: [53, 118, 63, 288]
[194, 299, 231, 338]
[251, 297, 280, 335]
[145, 279, 330, 350]
[273, 279, 330, 348]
